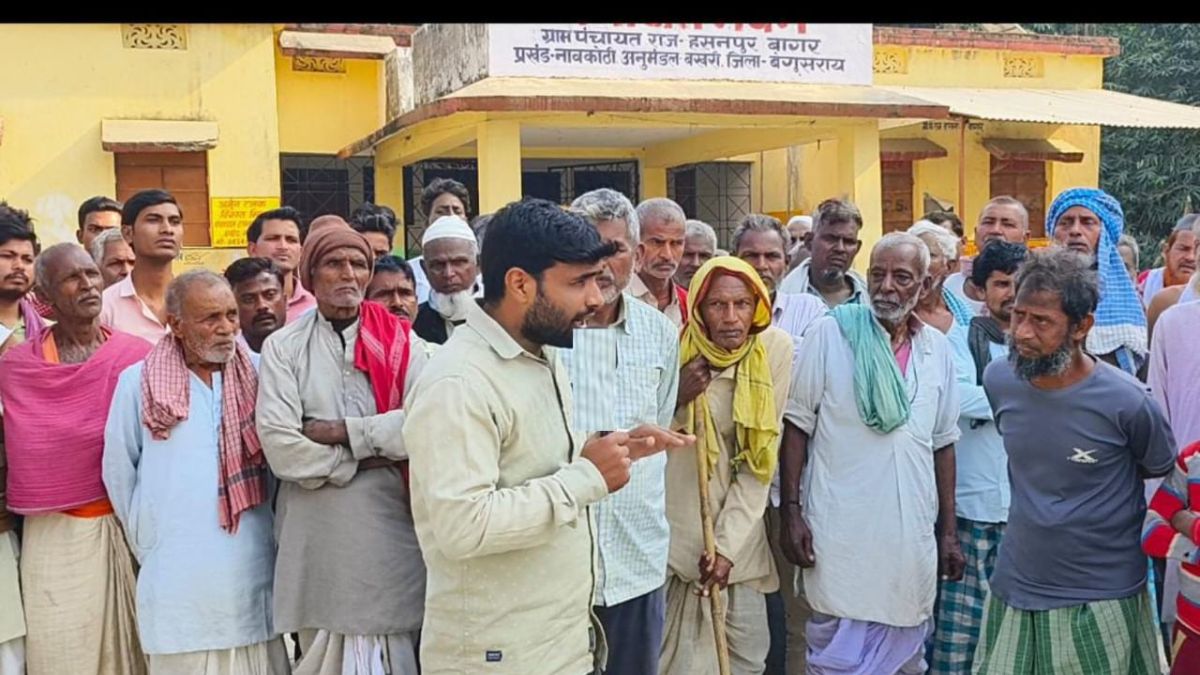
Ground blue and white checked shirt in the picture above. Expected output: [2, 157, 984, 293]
[561, 294, 680, 606]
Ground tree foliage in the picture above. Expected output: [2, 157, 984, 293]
[1028, 23, 1200, 251]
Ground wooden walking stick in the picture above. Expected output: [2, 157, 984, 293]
[696, 408, 733, 675]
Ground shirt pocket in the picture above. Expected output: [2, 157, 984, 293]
[616, 365, 662, 427]
[902, 367, 941, 448]
[127, 487, 159, 560]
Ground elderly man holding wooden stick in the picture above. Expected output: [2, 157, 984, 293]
[659, 256, 794, 675]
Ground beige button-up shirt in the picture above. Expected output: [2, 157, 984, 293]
[628, 272, 685, 328]
[666, 326, 794, 592]
[403, 302, 610, 675]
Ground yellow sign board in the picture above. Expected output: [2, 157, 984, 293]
[173, 248, 245, 275]
[210, 197, 280, 248]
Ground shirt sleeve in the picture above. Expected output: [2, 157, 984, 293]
[344, 340, 431, 462]
[101, 370, 145, 560]
[1148, 318, 1171, 424]
[784, 318, 829, 435]
[932, 341, 963, 449]
[950, 328, 994, 422]
[1143, 451, 1200, 564]
[403, 373, 609, 561]
[1130, 393, 1178, 478]
[256, 337, 358, 489]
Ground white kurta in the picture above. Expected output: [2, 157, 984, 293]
[104, 365, 278, 655]
[784, 315, 960, 628]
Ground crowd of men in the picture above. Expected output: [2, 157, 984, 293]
[0, 173, 1196, 675]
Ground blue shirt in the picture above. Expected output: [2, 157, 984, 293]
[560, 294, 680, 606]
[984, 359, 1176, 610]
[947, 321, 1010, 524]
[103, 364, 276, 654]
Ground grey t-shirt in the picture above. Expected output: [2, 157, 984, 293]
[983, 358, 1176, 610]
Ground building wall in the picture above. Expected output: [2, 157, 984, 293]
[274, 41, 385, 154]
[874, 45, 1104, 89]
[0, 24, 281, 246]
[754, 41, 1105, 237]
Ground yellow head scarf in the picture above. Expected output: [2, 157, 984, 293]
[680, 256, 779, 485]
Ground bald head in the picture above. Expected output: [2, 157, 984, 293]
[34, 243, 104, 323]
[166, 270, 239, 367]
[976, 197, 1030, 249]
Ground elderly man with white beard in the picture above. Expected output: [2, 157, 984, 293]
[412, 216, 481, 344]
[778, 232, 964, 674]
[103, 270, 285, 674]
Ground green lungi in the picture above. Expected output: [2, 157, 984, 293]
[972, 591, 1160, 675]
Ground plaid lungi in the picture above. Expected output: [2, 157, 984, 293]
[930, 518, 1005, 674]
[971, 590, 1160, 675]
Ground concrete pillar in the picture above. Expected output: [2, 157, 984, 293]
[477, 120, 522, 212]
[641, 165, 668, 200]
[836, 123, 883, 273]
[373, 160, 405, 255]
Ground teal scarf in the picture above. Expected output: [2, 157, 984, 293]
[830, 304, 911, 434]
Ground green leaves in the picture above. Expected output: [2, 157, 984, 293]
[1030, 23, 1200, 250]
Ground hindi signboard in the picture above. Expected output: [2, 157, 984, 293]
[209, 197, 280, 249]
[173, 248, 246, 275]
[488, 23, 872, 85]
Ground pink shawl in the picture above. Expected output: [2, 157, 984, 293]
[0, 330, 150, 514]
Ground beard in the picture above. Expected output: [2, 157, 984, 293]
[429, 287, 476, 321]
[598, 268, 630, 306]
[816, 266, 845, 285]
[1007, 334, 1072, 380]
[521, 288, 585, 349]
[203, 344, 236, 364]
[184, 336, 236, 365]
[871, 291, 921, 323]
[0, 286, 27, 302]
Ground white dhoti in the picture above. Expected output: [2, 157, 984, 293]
[0, 530, 26, 675]
[147, 639, 291, 675]
[659, 575, 771, 675]
[295, 631, 419, 675]
[0, 637, 24, 675]
[21, 512, 146, 675]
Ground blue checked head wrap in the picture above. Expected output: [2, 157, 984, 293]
[1045, 188, 1147, 365]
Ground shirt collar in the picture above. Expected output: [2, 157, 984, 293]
[627, 272, 651, 300]
[288, 278, 314, 307]
[465, 301, 527, 361]
[628, 273, 680, 310]
[115, 273, 138, 299]
[797, 258, 867, 306]
[314, 307, 359, 340]
[612, 294, 634, 335]
[896, 312, 934, 354]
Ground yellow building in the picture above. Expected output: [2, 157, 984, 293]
[0, 22, 407, 269]
[341, 24, 1200, 265]
[4, 23, 1200, 271]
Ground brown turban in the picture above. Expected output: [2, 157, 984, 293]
[298, 216, 375, 291]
